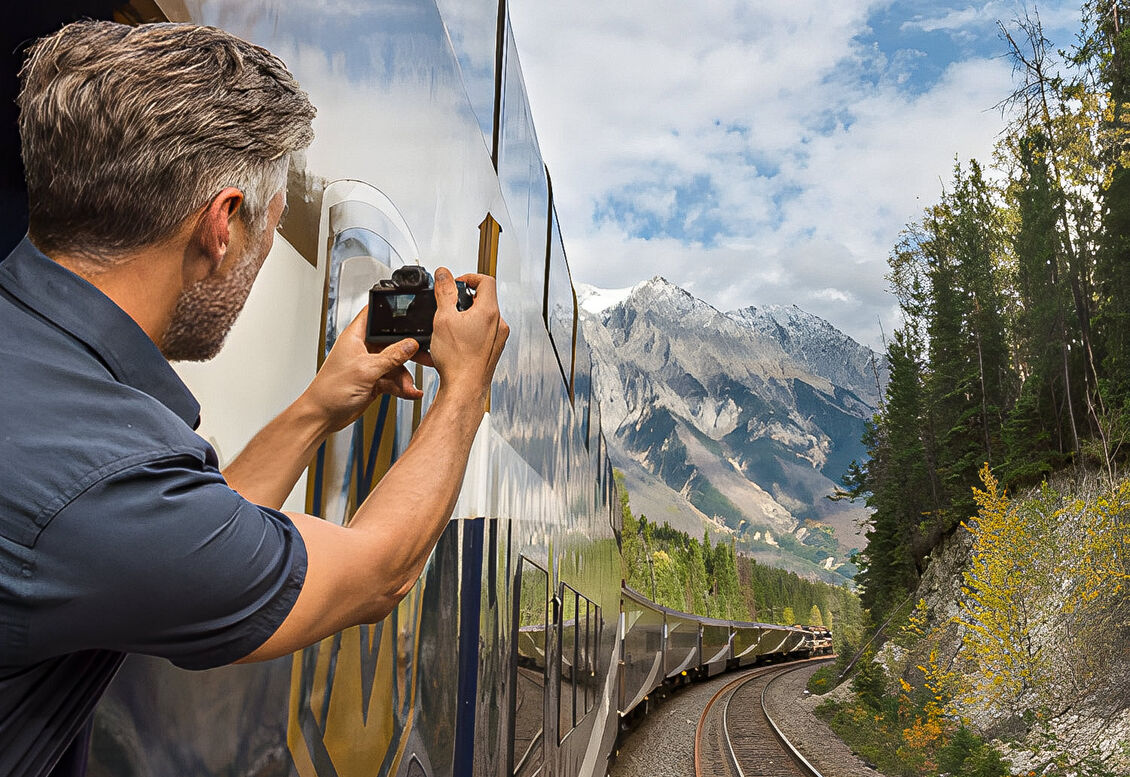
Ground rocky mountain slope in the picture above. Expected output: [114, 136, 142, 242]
[580, 278, 886, 583]
[876, 471, 1130, 771]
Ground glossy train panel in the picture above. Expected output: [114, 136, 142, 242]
[73, 3, 825, 777]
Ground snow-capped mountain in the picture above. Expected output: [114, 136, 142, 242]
[727, 304, 888, 408]
[581, 277, 884, 581]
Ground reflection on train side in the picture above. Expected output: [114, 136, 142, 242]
[545, 209, 576, 397]
[313, 180, 424, 526]
[288, 181, 451, 777]
[558, 584, 601, 742]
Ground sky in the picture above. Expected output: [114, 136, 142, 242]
[507, 0, 1083, 350]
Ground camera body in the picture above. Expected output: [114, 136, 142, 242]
[365, 265, 474, 348]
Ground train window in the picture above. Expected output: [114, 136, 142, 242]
[544, 208, 577, 397]
[558, 585, 578, 742]
[583, 600, 596, 717]
[512, 557, 549, 776]
[595, 606, 604, 700]
[323, 186, 419, 361]
[575, 598, 588, 727]
[573, 333, 593, 448]
[497, 18, 549, 276]
[327, 225, 402, 354]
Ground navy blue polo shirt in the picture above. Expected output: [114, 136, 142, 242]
[0, 238, 308, 777]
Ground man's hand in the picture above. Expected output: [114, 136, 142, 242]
[238, 268, 510, 662]
[299, 307, 423, 435]
[224, 308, 421, 508]
[428, 267, 509, 402]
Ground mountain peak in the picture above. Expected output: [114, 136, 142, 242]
[621, 276, 726, 322]
[577, 282, 635, 315]
[727, 303, 886, 406]
[634, 275, 691, 299]
[580, 276, 877, 584]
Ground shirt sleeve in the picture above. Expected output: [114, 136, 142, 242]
[27, 451, 308, 670]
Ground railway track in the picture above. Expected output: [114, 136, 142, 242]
[694, 658, 833, 777]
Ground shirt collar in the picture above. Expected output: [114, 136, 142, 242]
[0, 236, 201, 429]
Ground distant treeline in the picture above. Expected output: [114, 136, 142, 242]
[844, 2, 1130, 620]
[616, 473, 863, 642]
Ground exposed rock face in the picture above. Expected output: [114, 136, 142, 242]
[580, 277, 884, 582]
[728, 304, 888, 409]
[880, 477, 1130, 772]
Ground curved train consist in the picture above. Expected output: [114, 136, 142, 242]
[616, 587, 832, 729]
[3, 2, 832, 776]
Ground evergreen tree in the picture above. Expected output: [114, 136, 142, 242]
[685, 538, 710, 615]
[1002, 9, 1108, 464]
[925, 162, 1015, 525]
[848, 327, 935, 618]
[1088, 0, 1130, 457]
[1003, 131, 1078, 484]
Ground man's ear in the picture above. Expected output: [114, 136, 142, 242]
[191, 187, 244, 278]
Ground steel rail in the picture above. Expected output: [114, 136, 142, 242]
[758, 659, 835, 777]
[720, 675, 748, 777]
[693, 666, 776, 777]
[694, 656, 833, 777]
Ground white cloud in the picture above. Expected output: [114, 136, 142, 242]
[902, 1, 1080, 34]
[902, 3, 1003, 32]
[507, 0, 1075, 349]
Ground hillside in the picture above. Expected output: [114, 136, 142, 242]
[850, 469, 1130, 773]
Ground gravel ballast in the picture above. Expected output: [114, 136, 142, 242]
[611, 661, 890, 777]
[762, 662, 887, 777]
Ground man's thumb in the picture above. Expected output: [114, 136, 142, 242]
[383, 338, 419, 364]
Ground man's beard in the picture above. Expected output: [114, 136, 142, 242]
[160, 235, 267, 362]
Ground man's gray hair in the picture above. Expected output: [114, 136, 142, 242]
[17, 21, 316, 259]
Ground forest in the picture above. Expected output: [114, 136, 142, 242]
[843, 0, 1130, 622]
[615, 473, 864, 645]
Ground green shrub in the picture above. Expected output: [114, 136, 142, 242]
[806, 664, 838, 695]
[851, 657, 893, 716]
[939, 727, 1009, 777]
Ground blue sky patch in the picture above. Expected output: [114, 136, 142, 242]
[859, 1, 1008, 95]
[594, 174, 729, 245]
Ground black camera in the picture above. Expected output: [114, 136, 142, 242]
[365, 265, 474, 349]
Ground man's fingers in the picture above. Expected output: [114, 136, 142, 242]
[376, 365, 423, 399]
[393, 368, 424, 399]
[367, 338, 418, 381]
[376, 338, 418, 366]
[456, 272, 497, 308]
[434, 267, 458, 308]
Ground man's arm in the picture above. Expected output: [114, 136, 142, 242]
[222, 310, 424, 509]
[236, 267, 508, 662]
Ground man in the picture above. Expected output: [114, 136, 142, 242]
[0, 20, 509, 777]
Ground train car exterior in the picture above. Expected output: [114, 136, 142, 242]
[0, 3, 832, 777]
[698, 619, 734, 679]
[617, 587, 666, 719]
[662, 611, 699, 682]
[616, 586, 810, 725]
[79, 2, 621, 777]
